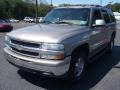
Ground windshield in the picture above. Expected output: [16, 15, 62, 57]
[0, 19, 6, 23]
[42, 8, 90, 26]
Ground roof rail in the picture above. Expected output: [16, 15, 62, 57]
[78, 4, 102, 7]
[59, 4, 102, 7]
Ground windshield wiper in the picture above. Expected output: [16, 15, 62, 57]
[54, 21, 73, 25]
[41, 21, 73, 25]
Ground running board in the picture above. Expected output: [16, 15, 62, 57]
[88, 48, 109, 63]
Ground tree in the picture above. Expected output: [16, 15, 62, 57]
[0, 0, 53, 19]
[106, 3, 120, 12]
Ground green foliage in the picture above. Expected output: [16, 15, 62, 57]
[38, 4, 53, 16]
[0, 0, 52, 20]
[106, 3, 120, 12]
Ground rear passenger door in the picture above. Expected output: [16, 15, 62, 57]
[101, 9, 116, 43]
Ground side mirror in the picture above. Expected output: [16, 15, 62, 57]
[95, 19, 105, 26]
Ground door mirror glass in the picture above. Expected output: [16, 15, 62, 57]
[95, 19, 105, 26]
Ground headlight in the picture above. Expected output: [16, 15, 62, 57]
[41, 43, 64, 51]
[41, 43, 65, 60]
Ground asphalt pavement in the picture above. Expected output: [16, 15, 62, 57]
[0, 22, 120, 90]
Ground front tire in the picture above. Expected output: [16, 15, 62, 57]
[67, 51, 87, 82]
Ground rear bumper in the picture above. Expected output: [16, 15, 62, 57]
[4, 47, 71, 77]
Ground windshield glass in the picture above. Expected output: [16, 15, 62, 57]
[43, 8, 90, 26]
[0, 19, 5, 23]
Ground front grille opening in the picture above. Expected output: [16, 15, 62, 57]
[10, 39, 40, 48]
[11, 47, 39, 56]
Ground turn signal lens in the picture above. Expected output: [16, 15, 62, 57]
[55, 53, 64, 60]
[41, 53, 64, 60]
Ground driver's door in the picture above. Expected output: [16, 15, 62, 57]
[89, 9, 106, 57]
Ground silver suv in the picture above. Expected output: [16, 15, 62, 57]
[4, 5, 116, 81]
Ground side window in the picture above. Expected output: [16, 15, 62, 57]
[101, 10, 111, 24]
[92, 9, 102, 24]
[108, 9, 116, 23]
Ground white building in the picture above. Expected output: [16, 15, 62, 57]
[113, 12, 120, 21]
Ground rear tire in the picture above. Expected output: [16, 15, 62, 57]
[107, 36, 115, 53]
[67, 51, 87, 82]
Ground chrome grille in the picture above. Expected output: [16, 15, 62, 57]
[11, 47, 39, 56]
[10, 39, 40, 48]
[7, 38, 40, 58]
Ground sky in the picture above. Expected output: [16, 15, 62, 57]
[45, 0, 120, 6]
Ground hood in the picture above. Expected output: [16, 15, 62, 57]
[8, 24, 87, 43]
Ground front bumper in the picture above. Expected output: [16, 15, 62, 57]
[4, 47, 71, 77]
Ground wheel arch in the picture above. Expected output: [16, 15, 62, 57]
[71, 43, 89, 59]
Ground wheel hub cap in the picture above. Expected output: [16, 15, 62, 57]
[75, 58, 84, 77]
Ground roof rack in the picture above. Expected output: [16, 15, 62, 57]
[59, 4, 102, 7]
[77, 4, 102, 7]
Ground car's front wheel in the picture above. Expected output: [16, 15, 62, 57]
[67, 50, 87, 82]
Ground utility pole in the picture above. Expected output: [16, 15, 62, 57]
[100, 0, 102, 6]
[108, 1, 113, 9]
[35, 0, 38, 23]
[51, 0, 52, 7]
